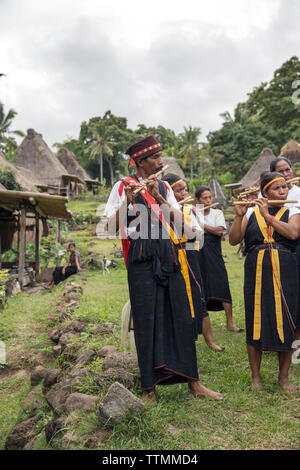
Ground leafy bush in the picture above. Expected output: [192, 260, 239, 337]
[0, 167, 23, 191]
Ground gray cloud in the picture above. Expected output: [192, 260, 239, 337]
[0, 0, 299, 149]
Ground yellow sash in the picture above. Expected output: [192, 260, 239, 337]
[253, 207, 287, 343]
[170, 205, 194, 318]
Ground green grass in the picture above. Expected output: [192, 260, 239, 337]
[1, 197, 299, 450]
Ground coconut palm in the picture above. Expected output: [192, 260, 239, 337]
[85, 122, 114, 185]
[0, 102, 24, 155]
[178, 126, 201, 180]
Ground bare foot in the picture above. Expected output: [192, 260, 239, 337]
[227, 325, 244, 333]
[188, 381, 223, 401]
[207, 343, 225, 352]
[141, 391, 157, 403]
[252, 376, 262, 391]
[279, 378, 297, 394]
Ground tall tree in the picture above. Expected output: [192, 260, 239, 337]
[0, 102, 24, 157]
[177, 126, 202, 180]
[240, 56, 300, 142]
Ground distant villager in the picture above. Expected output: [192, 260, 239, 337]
[45, 242, 81, 289]
[195, 185, 243, 333]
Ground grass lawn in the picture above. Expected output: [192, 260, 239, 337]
[0, 197, 299, 450]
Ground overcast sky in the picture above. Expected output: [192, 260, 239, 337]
[0, 0, 299, 149]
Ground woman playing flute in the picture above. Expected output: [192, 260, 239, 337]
[164, 173, 224, 352]
[229, 171, 300, 393]
[195, 186, 243, 333]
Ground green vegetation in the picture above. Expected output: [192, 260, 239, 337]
[0, 167, 23, 190]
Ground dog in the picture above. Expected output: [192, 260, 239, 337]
[101, 256, 117, 275]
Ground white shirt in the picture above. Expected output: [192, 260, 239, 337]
[195, 208, 227, 230]
[104, 178, 180, 237]
[104, 178, 180, 218]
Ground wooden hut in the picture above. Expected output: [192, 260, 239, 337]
[279, 140, 300, 165]
[208, 167, 228, 209]
[162, 157, 185, 179]
[57, 147, 91, 183]
[238, 147, 276, 190]
[0, 189, 72, 287]
[15, 129, 67, 187]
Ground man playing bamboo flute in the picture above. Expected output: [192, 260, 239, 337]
[104, 135, 223, 402]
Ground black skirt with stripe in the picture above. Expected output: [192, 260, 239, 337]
[197, 232, 232, 311]
[244, 246, 297, 351]
[244, 207, 298, 351]
[127, 248, 199, 390]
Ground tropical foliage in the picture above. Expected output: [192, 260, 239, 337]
[0, 102, 24, 158]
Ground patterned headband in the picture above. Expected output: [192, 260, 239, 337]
[262, 177, 285, 192]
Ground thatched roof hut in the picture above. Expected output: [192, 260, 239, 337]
[208, 167, 228, 208]
[238, 147, 276, 189]
[162, 157, 185, 179]
[15, 129, 67, 186]
[57, 147, 90, 182]
[279, 140, 300, 165]
[0, 151, 37, 191]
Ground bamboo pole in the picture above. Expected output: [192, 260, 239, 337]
[18, 206, 26, 288]
[56, 219, 61, 244]
[35, 213, 40, 275]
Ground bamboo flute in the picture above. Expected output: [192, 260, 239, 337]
[233, 200, 298, 205]
[198, 202, 220, 211]
[179, 196, 195, 205]
[133, 165, 169, 195]
[239, 175, 300, 197]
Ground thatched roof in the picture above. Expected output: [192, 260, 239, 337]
[238, 147, 276, 189]
[57, 147, 90, 182]
[208, 168, 228, 208]
[61, 174, 85, 185]
[0, 151, 37, 191]
[0, 190, 72, 220]
[162, 157, 185, 179]
[15, 129, 67, 186]
[279, 140, 300, 165]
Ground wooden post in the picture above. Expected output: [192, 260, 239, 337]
[67, 180, 70, 198]
[56, 219, 61, 244]
[35, 213, 40, 274]
[18, 206, 26, 288]
[0, 231, 2, 269]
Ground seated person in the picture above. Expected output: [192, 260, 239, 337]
[46, 242, 81, 289]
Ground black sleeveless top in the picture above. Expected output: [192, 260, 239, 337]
[124, 176, 180, 282]
[244, 207, 298, 253]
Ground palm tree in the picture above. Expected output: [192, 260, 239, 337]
[178, 126, 201, 180]
[85, 122, 114, 186]
[0, 102, 24, 155]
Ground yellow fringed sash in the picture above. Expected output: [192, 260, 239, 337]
[252, 207, 287, 343]
[170, 205, 194, 318]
